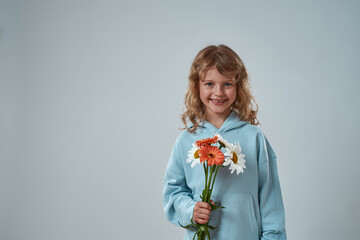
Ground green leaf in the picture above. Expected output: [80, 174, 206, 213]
[211, 201, 225, 210]
[178, 221, 198, 231]
[207, 224, 216, 230]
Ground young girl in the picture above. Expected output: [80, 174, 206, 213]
[163, 45, 287, 240]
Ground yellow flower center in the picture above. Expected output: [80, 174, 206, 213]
[194, 149, 200, 159]
[232, 152, 238, 164]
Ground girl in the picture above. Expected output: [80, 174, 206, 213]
[163, 45, 287, 240]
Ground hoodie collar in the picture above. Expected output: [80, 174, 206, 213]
[198, 111, 248, 134]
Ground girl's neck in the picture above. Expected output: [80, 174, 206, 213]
[204, 109, 232, 129]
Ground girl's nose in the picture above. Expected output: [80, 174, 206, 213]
[214, 85, 223, 95]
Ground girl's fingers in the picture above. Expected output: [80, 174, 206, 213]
[194, 205, 211, 215]
[194, 213, 209, 224]
[197, 213, 209, 220]
[195, 218, 208, 224]
[197, 208, 211, 216]
[196, 201, 211, 210]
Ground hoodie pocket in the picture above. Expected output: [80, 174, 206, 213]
[208, 192, 259, 238]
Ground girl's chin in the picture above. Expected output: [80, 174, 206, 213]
[206, 106, 231, 115]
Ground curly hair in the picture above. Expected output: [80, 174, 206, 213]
[181, 45, 259, 132]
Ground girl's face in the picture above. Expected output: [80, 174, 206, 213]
[199, 67, 236, 120]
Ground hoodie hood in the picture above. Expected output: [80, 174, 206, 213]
[190, 111, 249, 135]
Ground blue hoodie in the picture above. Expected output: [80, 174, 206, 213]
[163, 112, 287, 240]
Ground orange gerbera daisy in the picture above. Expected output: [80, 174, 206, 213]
[199, 145, 225, 166]
[196, 136, 218, 148]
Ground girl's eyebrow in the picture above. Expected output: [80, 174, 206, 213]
[201, 79, 235, 82]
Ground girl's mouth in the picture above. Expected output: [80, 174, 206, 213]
[210, 99, 227, 105]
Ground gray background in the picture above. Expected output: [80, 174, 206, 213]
[1, 0, 359, 239]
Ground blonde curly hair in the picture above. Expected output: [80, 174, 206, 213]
[181, 45, 259, 132]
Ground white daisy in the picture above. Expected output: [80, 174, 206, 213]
[215, 133, 231, 149]
[223, 141, 246, 175]
[186, 143, 201, 168]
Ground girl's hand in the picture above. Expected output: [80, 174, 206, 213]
[193, 200, 215, 224]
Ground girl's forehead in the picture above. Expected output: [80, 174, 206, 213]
[203, 66, 235, 75]
[202, 68, 236, 81]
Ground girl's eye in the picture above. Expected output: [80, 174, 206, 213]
[205, 83, 213, 86]
[224, 83, 233, 87]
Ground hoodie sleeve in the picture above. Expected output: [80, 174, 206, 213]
[257, 132, 287, 240]
[163, 137, 196, 226]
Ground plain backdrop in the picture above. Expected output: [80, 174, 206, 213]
[1, 0, 359, 239]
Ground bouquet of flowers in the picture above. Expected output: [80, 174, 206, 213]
[179, 133, 246, 240]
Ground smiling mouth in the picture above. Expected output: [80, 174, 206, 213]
[210, 99, 227, 104]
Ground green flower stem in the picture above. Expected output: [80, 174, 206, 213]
[196, 161, 222, 240]
[203, 163, 208, 202]
[209, 165, 220, 194]
[204, 163, 209, 202]
[205, 165, 214, 203]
